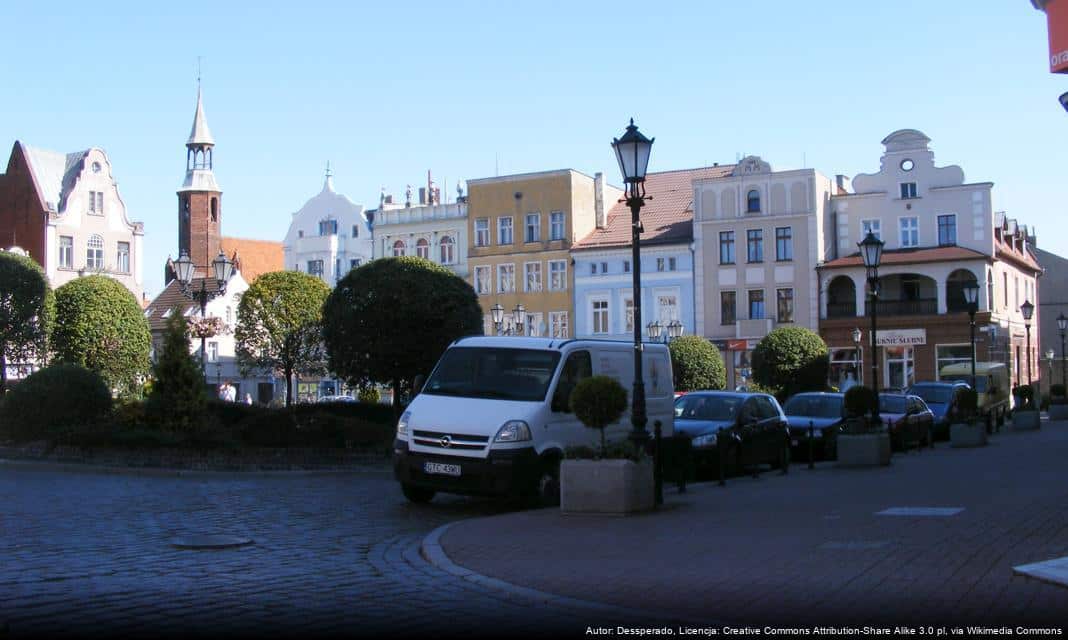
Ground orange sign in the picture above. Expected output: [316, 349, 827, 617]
[1044, 0, 1068, 73]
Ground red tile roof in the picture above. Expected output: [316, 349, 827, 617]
[572, 165, 736, 250]
[819, 246, 989, 269]
[221, 237, 283, 284]
[143, 278, 224, 333]
[995, 245, 1042, 273]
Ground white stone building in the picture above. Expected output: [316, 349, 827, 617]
[283, 170, 373, 285]
[372, 181, 469, 278]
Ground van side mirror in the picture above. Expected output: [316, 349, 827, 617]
[413, 374, 425, 396]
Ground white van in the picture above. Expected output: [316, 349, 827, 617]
[392, 336, 675, 504]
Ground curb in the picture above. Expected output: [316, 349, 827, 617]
[0, 457, 393, 478]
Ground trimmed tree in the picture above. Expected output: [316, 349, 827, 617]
[751, 326, 829, 399]
[0, 251, 54, 394]
[146, 312, 206, 432]
[569, 375, 629, 456]
[668, 335, 726, 392]
[235, 271, 331, 407]
[52, 275, 150, 398]
[322, 257, 483, 416]
[0, 363, 111, 442]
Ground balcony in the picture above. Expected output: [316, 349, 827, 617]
[864, 298, 937, 317]
[826, 302, 857, 319]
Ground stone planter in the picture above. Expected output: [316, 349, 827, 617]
[1048, 403, 1068, 421]
[836, 432, 891, 467]
[560, 458, 654, 515]
[950, 421, 987, 448]
[1012, 410, 1041, 431]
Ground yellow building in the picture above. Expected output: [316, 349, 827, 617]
[466, 169, 621, 337]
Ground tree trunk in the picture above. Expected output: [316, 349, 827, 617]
[392, 378, 402, 420]
[0, 348, 7, 396]
[285, 366, 293, 408]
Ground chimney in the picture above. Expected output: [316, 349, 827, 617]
[835, 174, 852, 195]
[418, 187, 427, 205]
[594, 172, 606, 229]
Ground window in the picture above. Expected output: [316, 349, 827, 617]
[747, 229, 763, 263]
[307, 259, 324, 276]
[668, 257, 677, 271]
[623, 260, 630, 273]
[900, 217, 919, 247]
[777, 288, 794, 323]
[498, 217, 513, 245]
[86, 235, 104, 270]
[591, 299, 609, 334]
[352, 225, 360, 238]
[549, 260, 567, 290]
[474, 265, 491, 295]
[935, 345, 972, 380]
[987, 272, 994, 312]
[1003, 272, 1008, 308]
[550, 211, 565, 241]
[318, 219, 338, 235]
[350, 258, 361, 269]
[524, 262, 542, 292]
[600, 262, 608, 274]
[497, 264, 515, 293]
[830, 348, 862, 389]
[657, 294, 679, 325]
[88, 191, 103, 215]
[298, 230, 304, 238]
[900, 182, 917, 199]
[590, 263, 597, 275]
[549, 311, 569, 338]
[746, 189, 760, 213]
[117, 241, 130, 273]
[439, 236, 455, 264]
[525, 213, 540, 243]
[475, 219, 490, 247]
[748, 289, 765, 319]
[622, 297, 634, 333]
[525, 312, 543, 337]
[938, 214, 957, 246]
[1014, 276, 1019, 310]
[719, 231, 735, 265]
[335, 258, 342, 281]
[861, 219, 881, 241]
[775, 227, 793, 261]
[721, 291, 736, 325]
[59, 236, 73, 268]
[415, 238, 430, 259]
[657, 258, 665, 272]
[207, 341, 219, 363]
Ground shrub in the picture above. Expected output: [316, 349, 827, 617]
[0, 251, 54, 394]
[958, 387, 978, 421]
[569, 375, 628, 456]
[1051, 383, 1066, 399]
[844, 385, 877, 418]
[668, 336, 726, 392]
[0, 363, 112, 442]
[751, 327, 829, 399]
[146, 313, 207, 432]
[1013, 384, 1035, 409]
[358, 386, 381, 404]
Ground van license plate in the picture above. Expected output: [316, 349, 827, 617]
[423, 462, 461, 477]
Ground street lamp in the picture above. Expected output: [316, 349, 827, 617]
[667, 320, 684, 341]
[490, 302, 526, 336]
[859, 231, 884, 422]
[612, 118, 654, 453]
[646, 320, 662, 342]
[852, 327, 862, 385]
[963, 280, 980, 387]
[513, 303, 526, 335]
[174, 250, 234, 377]
[1058, 313, 1067, 391]
[490, 303, 504, 335]
[1021, 300, 1034, 387]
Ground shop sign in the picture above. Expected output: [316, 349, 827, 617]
[726, 339, 747, 351]
[875, 329, 926, 346]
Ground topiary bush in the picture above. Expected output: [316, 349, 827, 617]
[958, 387, 978, 422]
[751, 327, 830, 399]
[844, 385, 877, 419]
[0, 363, 112, 442]
[569, 375, 628, 456]
[1050, 383, 1065, 399]
[358, 386, 381, 404]
[668, 335, 726, 392]
[146, 313, 207, 433]
[1013, 384, 1035, 410]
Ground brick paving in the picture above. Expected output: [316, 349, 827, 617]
[440, 421, 1068, 628]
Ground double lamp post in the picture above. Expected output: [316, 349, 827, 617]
[172, 249, 235, 377]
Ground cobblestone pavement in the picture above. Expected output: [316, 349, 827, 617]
[0, 464, 665, 638]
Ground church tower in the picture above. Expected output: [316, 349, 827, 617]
[175, 87, 222, 278]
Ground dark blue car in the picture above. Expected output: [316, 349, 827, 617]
[906, 381, 969, 440]
[782, 392, 846, 460]
[674, 391, 790, 476]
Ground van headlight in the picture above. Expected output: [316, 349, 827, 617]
[692, 432, 718, 449]
[494, 420, 531, 443]
[397, 411, 411, 437]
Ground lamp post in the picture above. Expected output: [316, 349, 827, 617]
[513, 303, 526, 335]
[647, 320, 662, 343]
[1058, 313, 1067, 390]
[852, 327, 862, 385]
[963, 280, 980, 386]
[173, 250, 234, 378]
[490, 302, 525, 336]
[612, 118, 654, 452]
[859, 232, 884, 422]
[1021, 300, 1034, 388]
[667, 320, 684, 342]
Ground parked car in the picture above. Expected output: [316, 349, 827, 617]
[878, 393, 934, 450]
[939, 362, 1010, 429]
[906, 381, 969, 440]
[782, 392, 846, 460]
[674, 391, 789, 478]
[318, 395, 356, 403]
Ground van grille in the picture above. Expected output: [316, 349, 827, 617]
[412, 429, 489, 451]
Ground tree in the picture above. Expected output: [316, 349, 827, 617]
[569, 376, 628, 456]
[751, 326, 829, 399]
[146, 312, 206, 431]
[52, 275, 150, 398]
[322, 256, 482, 415]
[235, 271, 331, 407]
[0, 251, 54, 394]
[668, 335, 726, 392]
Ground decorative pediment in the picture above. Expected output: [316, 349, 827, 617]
[732, 155, 771, 176]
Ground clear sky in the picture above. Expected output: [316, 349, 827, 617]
[2, 1, 1065, 298]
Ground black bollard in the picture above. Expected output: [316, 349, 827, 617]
[653, 420, 664, 506]
[808, 421, 815, 470]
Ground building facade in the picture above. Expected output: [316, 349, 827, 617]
[1034, 245, 1067, 390]
[466, 170, 619, 337]
[817, 129, 1042, 392]
[283, 169, 372, 285]
[572, 167, 725, 340]
[693, 157, 834, 389]
[0, 141, 145, 301]
[373, 180, 468, 278]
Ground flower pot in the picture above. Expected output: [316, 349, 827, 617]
[1012, 409, 1041, 431]
[950, 421, 987, 448]
[1048, 403, 1068, 421]
[836, 432, 891, 467]
[560, 458, 654, 515]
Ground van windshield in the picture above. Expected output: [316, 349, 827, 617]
[422, 347, 562, 402]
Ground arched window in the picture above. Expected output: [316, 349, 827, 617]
[439, 236, 454, 264]
[946, 269, 979, 313]
[392, 240, 406, 257]
[86, 234, 104, 270]
[415, 238, 430, 259]
[210, 197, 218, 223]
[987, 271, 994, 312]
[746, 189, 761, 213]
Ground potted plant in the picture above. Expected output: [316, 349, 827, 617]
[950, 386, 986, 447]
[836, 385, 891, 467]
[559, 376, 654, 515]
[1048, 384, 1068, 421]
[1012, 384, 1041, 430]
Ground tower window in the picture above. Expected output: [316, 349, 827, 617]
[747, 189, 761, 213]
[210, 198, 218, 223]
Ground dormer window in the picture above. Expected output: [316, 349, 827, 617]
[746, 189, 761, 213]
[318, 219, 337, 236]
[900, 182, 917, 199]
[88, 191, 104, 215]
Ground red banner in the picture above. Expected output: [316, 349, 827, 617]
[1044, 0, 1068, 73]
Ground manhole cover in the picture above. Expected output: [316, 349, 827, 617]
[170, 535, 254, 550]
[876, 507, 964, 517]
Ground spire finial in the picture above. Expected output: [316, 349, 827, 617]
[325, 161, 332, 178]
[322, 161, 334, 192]
[197, 56, 202, 92]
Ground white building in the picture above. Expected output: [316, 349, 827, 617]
[283, 169, 372, 285]
[372, 180, 469, 278]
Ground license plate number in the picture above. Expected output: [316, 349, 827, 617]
[423, 462, 461, 477]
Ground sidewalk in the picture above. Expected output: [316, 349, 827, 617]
[436, 420, 1068, 627]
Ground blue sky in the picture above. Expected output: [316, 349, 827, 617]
[2, 1, 1065, 298]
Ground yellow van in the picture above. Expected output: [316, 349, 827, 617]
[938, 362, 1010, 429]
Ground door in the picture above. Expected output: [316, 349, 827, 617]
[884, 347, 914, 392]
[546, 350, 593, 449]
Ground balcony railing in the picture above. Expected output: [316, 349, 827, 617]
[864, 298, 937, 317]
[826, 302, 857, 319]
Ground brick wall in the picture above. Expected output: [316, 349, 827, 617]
[0, 143, 47, 264]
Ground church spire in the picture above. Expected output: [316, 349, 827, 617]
[187, 87, 215, 147]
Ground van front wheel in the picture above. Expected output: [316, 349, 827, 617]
[533, 459, 561, 508]
[401, 484, 435, 504]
